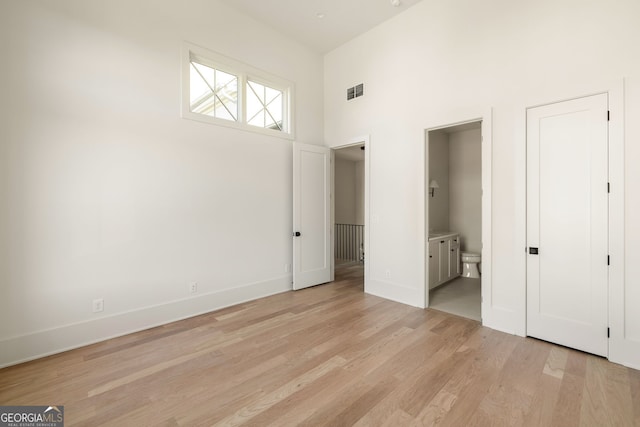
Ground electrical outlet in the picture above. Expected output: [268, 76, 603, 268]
[92, 298, 104, 313]
[385, 269, 391, 279]
[189, 282, 198, 294]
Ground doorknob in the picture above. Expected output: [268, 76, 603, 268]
[294, 232, 301, 237]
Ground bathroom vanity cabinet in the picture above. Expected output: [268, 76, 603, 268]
[428, 233, 460, 289]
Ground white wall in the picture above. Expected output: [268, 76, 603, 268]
[449, 128, 482, 254]
[335, 158, 357, 224]
[324, 0, 640, 368]
[0, 0, 324, 367]
[428, 130, 449, 232]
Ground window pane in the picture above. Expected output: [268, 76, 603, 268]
[269, 93, 283, 127]
[265, 86, 280, 103]
[246, 80, 284, 131]
[189, 60, 238, 121]
[246, 82, 263, 126]
[190, 63, 212, 106]
[215, 69, 235, 89]
[215, 70, 238, 120]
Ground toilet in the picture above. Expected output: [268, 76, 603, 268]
[461, 252, 481, 278]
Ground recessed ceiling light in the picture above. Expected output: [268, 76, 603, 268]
[390, 0, 401, 6]
[316, 12, 325, 19]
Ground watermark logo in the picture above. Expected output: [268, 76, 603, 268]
[0, 405, 64, 427]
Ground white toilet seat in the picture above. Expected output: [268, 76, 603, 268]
[462, 252, 481, 262]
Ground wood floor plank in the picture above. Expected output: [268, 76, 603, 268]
[477, 383, 532, 426]
[212, 356, 347, 426]
[427, 330, 521, 427]
[327, 375, 399, 427]
[542, 346, 569, 380]
[410, 389, 457, 426]
[521, 374, 562, 427]
[0, 263, 637, 426]
[251, 366, 352, 426]
[599, 357, 635, 427]
[380, 409, 415, 427]
[352, 391, 408, 427]
[630, 366, 640, 426]
[551, 371, 584, 427]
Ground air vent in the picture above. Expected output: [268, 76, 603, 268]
[347, 83, 364, 101]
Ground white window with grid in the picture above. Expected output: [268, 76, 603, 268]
[182, 43, 294, 139]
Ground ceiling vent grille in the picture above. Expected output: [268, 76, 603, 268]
[347, 83, 364, 100]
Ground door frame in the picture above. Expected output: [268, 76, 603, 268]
[424, 108, 492, 325]
[330, 136, 370, 289]
[517, 79, 631, 367]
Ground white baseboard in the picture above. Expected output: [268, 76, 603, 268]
[482, 305, 523, 336]
[0, 275, 292, 369]
[365, 278, 422, 308]
[609, 337, 640, 371]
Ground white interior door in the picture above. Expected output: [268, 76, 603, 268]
[293, 142, 331, 290]
[526, 93, 609, 356]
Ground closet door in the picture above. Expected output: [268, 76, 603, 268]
[526, 94, 608, 356]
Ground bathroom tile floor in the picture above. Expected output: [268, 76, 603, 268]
[429, 276, 481, 321]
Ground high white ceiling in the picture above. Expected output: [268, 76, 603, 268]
[219, 0, 424, 53]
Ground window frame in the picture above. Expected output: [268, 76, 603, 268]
[181, 43, 295, 140]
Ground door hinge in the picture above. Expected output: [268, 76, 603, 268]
[607, 111, 610, 121]
[608, 182, 610, 193]
[607, 255, 610, 265]
[607, 327, 610, 338]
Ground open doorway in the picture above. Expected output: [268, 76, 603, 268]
[426, 121, 482, 321]
[333, 144, 365, 269]
[331, 141, 368, 287]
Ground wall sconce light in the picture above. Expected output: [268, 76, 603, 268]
[429, 180, 439, 197]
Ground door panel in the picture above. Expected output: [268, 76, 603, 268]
[428, 241, 439, 289]
[526, 93, 608, 356]
[450, 245, 459, 277]
[438, 240, 447, 283]
[293, 142, 331, 290]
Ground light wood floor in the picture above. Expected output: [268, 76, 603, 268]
[1, 263, 638, 426]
